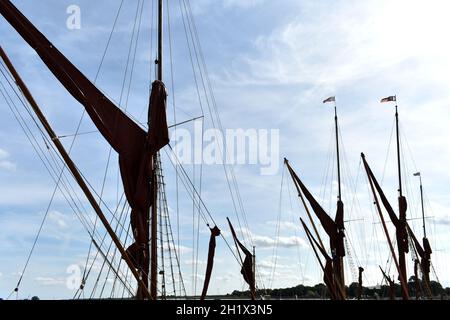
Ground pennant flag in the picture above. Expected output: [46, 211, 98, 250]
[323, 96, 336, 104]
[380, 95, 396, 103]
[413, 172, 421, 177]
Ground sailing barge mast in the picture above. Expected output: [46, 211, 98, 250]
[0, 0, 174, 300]
[394, 101, 409, 300]
[0, 46, 151, 300]
[284, 97, 348, 300]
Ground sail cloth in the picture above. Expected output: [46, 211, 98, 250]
[379, 266, 396, 300]
[361, 155, 409, 256]
[0, 0, 169, 295]
[200, 226, 221, 300]
[300, 218, 338, 300]
[357, 267, 364, 300]
[226, 218, 256, 300]
[285, 162, 345, 258]
[407, 224, 432, 283]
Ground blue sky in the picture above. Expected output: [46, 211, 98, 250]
[1, 0, 450, 299]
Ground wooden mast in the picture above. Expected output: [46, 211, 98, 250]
[395, 103, 408, 297]
[415, 173, 427, 239]
[333, 101, 345, 296]
[150, 0, 164, 301]
[0, 46, 151, 299]
[334, 104, 342, 203]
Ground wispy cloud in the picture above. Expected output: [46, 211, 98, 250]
[0, 148, 16, 171]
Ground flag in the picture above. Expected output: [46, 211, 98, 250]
[413, 172, 421, 177]
[380, 95, 396, 103]
[323, 96, 336, 104]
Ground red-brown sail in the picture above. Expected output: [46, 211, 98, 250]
[407, 223, 432, 296]
[357, 266, 364, 300]
[226, 218, 255, 300]
[361, 155, 409, 274]
[200, 226, 221, 300]
[0, 0, 169, 298]
[379, 266, 396, 300]
[300, 218, 338, 300]
[284, 160, 345, 293]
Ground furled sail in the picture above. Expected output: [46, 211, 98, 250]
[361, 155, 409, 261]
[226, 218, 256, 300]
[0, 0, 169, 298]
[285, 160, 345, 293]
[285, 161, 345, 256]
[379, 266, 396, 300]
[407, 224, 432, 290]
[200, 226, 221, 300]
[300, 218, 338, 300]
[357, 267, 364, 300]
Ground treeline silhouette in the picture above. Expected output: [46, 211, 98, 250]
[229, 278, 450, 299]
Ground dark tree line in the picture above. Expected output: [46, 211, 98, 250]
[229, 280, 450, 299]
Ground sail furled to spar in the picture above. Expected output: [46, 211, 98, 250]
[227, 218, 256, 300]
[361, 155, 409, 259]
[284, 159, 345, 297]
[379, 266, 396, 300]
[407, 223, 432, 289]
[300, 218, 338, 300]
[200, 226, 221, 300]
[0, 0, 169, 295]
[285, 160, 345, 258]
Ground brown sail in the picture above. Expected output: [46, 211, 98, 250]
[300, 218, 338, 300]
[363, 156, 409, 266]
[227, 218, 255, 300]
[284, 160, 345, 294]
[200, 226, 221, 300]
[379, 266, 396, 300]
[0, 0, 169, 298]
[407, 223, 432, 296]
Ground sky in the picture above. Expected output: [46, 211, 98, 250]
[1, 0, 450, 299]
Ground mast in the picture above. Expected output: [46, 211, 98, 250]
[334, 104, 342, 202]
[395, 104, 402, 197]
[333, 101, 345, 294]
[415, 173, 426, 238]
[395, 104, 403, 197]
[0, 46, 151, 299]
[381, 95, 408, 299]
[395, 100, 408, 299]
[150, 0, 164, 300]
[252, 246, 256, 297]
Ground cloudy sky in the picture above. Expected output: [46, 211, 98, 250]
[1, 0, 450, 299]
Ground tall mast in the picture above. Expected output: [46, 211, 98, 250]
[415, 172, 426, 238]
[333, 102, 345, 294]
[0, 47, 151, 299]
[395, 100, 408, 299]
[150, 0, 164, 300]
[334, 103, 342, 201]
[395, 104, 402, 197]
[157, 0, 163, 82]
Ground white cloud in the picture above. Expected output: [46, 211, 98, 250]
[34, 276, 66, 286]
[223, 0, 266, 9]
[0, 148, 16, 171]
[48, 211, 69, 229]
